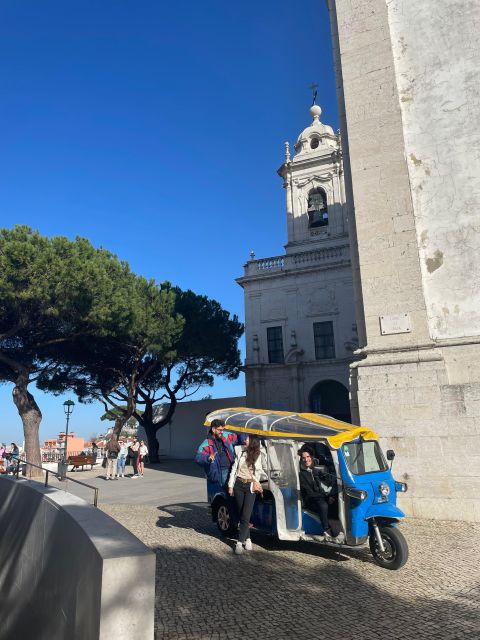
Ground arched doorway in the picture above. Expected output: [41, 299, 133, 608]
[309, 380, 351, 423]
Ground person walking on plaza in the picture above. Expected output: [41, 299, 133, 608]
[228, 435, 267, 555]
[195, 419, 238, 486]
[116, 439, 128, 478]
[105, 437, 120, 480]
[138, 440, 148, 477]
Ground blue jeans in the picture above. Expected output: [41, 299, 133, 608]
[220, 466, 230, 486]
[117, 456, 126, 475]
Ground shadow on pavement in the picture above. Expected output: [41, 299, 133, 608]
[155, 501, 371, 564]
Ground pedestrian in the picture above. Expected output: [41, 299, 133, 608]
[195, 419, 238, 486]
[116, 439, 128, 478]
[104, 437, 120, 480]
[91, 441, 98, 460]
[138, 440, 148, 477]
[228, 435, 267, 555]
[129, 438, 140, 478]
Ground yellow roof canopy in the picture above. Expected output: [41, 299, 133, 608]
[204, 407, 379, 449]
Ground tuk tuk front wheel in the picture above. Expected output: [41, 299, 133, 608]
[215, 499, 237, 536]
[369, 525, 409, 570]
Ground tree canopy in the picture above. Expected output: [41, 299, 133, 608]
[0, 225, 150, 470]
[0, 225, 244, 468]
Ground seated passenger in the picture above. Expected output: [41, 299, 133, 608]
[299, 447, 334, 539]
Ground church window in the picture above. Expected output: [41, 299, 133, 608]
[267, 327, 284, 364]
[308, 188, 328, 228]
[313, 321, 335, 359]
[310, 137, 319, 149]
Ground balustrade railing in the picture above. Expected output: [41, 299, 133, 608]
[244, 244, 349, 276]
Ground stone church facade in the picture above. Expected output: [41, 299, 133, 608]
[328, 0, 480, 521]
[237, 105, 357, 421]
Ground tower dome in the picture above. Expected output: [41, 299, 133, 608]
[294, 104, 337, 157]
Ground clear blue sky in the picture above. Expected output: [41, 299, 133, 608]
[0, 0, 338, 445]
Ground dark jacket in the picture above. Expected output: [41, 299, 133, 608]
[299, 461, 333, 502]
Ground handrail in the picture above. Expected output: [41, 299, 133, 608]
[15, 458, 99, 507]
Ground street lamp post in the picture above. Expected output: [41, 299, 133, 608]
[61, 399, 75, 478]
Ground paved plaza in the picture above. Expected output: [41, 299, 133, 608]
[52, 462, 480, 639]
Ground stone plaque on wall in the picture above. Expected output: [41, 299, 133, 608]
[379, 313, 411, 335]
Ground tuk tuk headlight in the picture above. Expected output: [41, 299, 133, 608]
[345, 486, 368, 501]
[395, 481, 408, 493]
[379, 482, 390, 497]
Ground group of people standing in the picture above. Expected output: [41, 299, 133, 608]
[0, 443, 20, 474]
[104, 437, 148, 480]
[195, 420, 336, 552]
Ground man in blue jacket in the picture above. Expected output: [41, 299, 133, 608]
[195, 419, 238, 486]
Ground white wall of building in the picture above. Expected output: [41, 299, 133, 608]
[329, 0, 480, 521]
[388, 0, 480, 340]
[143, 396, 246, 460]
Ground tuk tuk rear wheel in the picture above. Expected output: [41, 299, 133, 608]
[215, 500, 236, 536]
[369, 525, 409, 570]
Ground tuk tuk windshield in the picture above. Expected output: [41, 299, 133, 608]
[342, 440, 388, 475]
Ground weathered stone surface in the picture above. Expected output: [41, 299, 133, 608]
[329, 0, 480, 520]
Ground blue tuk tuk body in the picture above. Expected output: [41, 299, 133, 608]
[205, 408, 409, 570]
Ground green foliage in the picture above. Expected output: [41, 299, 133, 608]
[0, 225, 244, 459]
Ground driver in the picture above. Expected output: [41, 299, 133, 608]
[299, 446, 334, 539]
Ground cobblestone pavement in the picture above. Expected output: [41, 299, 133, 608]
[101, 501, 480, 640]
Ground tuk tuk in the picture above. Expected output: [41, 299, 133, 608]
[204, 407, 409, 570]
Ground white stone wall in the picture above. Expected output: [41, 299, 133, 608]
[387, 0, 480, 340]
[149, 396, 246, 459]
[329, 0, 480, 521]
[242, 266, 356, 411]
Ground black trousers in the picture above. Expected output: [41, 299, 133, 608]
[132, 454, 139, 475]
[306, 496, 331, 532]
[233, 479, 256, 543]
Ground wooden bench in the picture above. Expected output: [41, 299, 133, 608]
[67, 455, 97, 471]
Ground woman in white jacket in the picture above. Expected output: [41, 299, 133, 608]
[228, 435, 267, 555]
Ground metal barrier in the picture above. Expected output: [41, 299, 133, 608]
[15, 458, 99, 507]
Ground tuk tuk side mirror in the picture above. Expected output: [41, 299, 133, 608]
[386, 449, 395, 470]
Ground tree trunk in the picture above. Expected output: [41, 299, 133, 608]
[12, 371, 43, 478]
[141, 397, 177, 463]
[139, 400, 159, 463]
[144, 423, 160, 463]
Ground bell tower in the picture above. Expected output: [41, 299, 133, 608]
[278, 104, 348, 254]
[238, 102, 356, 418]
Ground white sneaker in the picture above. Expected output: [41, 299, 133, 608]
[244, 539, 252, 551]
[234, 542, 244, 555]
